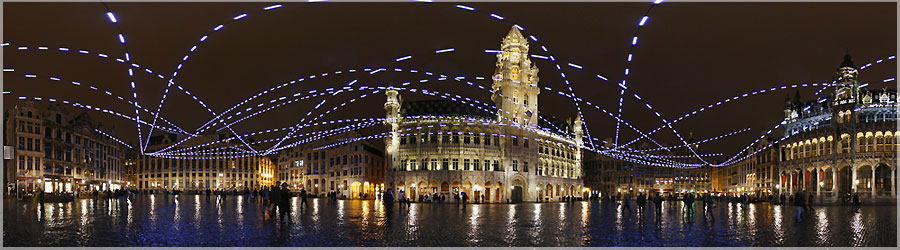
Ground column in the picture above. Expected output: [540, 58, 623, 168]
[816, 167, 821, 196]
[832, 167, 838, 198]
[871, 167, 876, 197]
[851, 164, 857, 193]
[891, 167, 896, 197]
[789, 172, 793, 194]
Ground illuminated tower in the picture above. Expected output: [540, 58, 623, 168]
[573, 116, 584, 177]
[831, 53, 860, 192]
[384, 89, 401, 189]
[491, 26, 540, 127]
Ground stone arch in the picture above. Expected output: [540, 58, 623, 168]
[857, 165, 874, 191]
[440, 181, 450, 193]
[874, 163, 892, 195]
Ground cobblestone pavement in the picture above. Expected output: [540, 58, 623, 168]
[3, 195, 896, 247]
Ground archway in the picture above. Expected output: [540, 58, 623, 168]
[440, 181, 450, 193]
[350, 181, 362, 199]
[485, 182, 492, 203]
[824, 167, 834, 192]
[511, 178, 525, 203]
[857, 165, 873, 193]
[875, 164, 891, 195]
[839, 166, 852, 195]
[496, 182, 503, 202]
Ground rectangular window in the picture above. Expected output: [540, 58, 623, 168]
[493, 136, 500, 146]
[492, 160, 499, 171]
[464, 136, 470, 144]
[410, 159, 417, 170]
[431, 159, 438, 170]
[430, 134, 438, 144]
[18, 137, 24, 150]
[453, 135, 460, 144]
[512, 160, 518, 171]
[512, 137, 518, 146]
[474, 159, 481, 171]
[452, 159, 459, 170]
[524, 139, 529, 148]
[443, 135, 450, 144]
[463, 159, 470, 171]
[400, 137, 407, 145]
[410, 135, 417, 144]
[442, 158, 449, 170]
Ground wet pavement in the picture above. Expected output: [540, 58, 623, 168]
[3, 195, 896, 247]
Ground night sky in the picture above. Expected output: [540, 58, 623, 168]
[3, 2, 896, 163]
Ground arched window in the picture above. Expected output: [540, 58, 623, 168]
[510, 66, 519, 81]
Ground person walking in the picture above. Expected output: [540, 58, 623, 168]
[622, 193, 632, 213]
[806, 191, 815, 213]
[270, 182, 282, 218]
[794, 189, 806, 222]
[279, 182, 291, 220]
[636, 193, 646, 214]
[653, 193, 663, 215]
[37, 188, 45, 209]
[299, 189, 308, 210]
[461, 191, 468, 208]
[683, 193, 695, 216]
[852, 192, 861, 213]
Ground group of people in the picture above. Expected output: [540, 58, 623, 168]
[607, 192, 717, 217]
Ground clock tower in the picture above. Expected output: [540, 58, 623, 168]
[491, 26, 540, 127]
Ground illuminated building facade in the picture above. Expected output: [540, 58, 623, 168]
[776, 54, 897, 199]
[585, 139, 711, 197]
[278, 129, 386, 198]
[384, 27, 584, 203]
[134, 133, 276, 191]
[5, 102, 127, 195]
[713, 54, 897, 199]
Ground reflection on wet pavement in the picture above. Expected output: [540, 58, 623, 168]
[3, 195, 896, 247]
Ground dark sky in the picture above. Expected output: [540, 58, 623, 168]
[3, 2, 896, 163]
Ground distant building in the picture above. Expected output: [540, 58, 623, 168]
[383, 27, 584, 203]
[584, 139, 712, 197]
[134, 133, 276, 191]
[5, 102, 127, 195]
[277, 129, 385, 198]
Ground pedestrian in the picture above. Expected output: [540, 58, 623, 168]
[481, 194, 485, 204]
[270, 182, 282, 218]
[455, 193, 460, 205]
[794, 189, 806, 222]
[653, 193, 663, 214]
[206, 188, 211, 199]
[684, 193, 695, 215]
[300, 189, 308, 209]
[279, 182, 291, 220]
[852, 192, 861, 213]
[806, 191, 815, 213]
[461, 191, 468, 207]
[622, 193, 632, 213]
[780, 193, 785, 205]
[37, 188, 45, 209]
[636, 193, 646, 213]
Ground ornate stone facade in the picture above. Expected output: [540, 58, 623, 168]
[383, 27, 583, 203]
